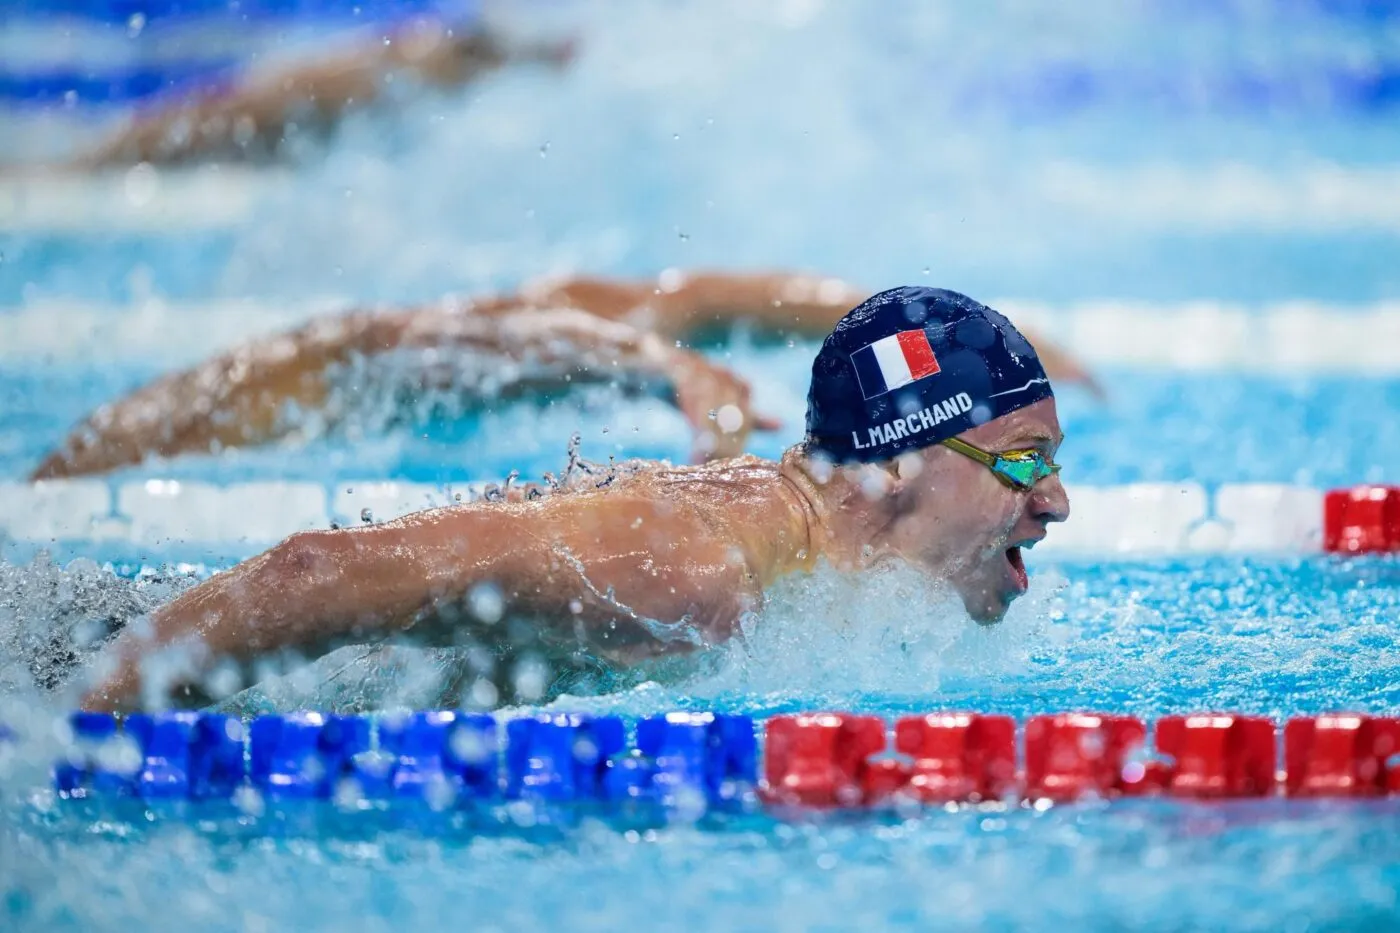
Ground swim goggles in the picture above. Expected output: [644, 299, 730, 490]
[940, 437, 1061, 491]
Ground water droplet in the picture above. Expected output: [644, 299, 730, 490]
[512, 655, 549, 701]
[677, 231, 689, 241]
[672, 133, 681, 141]
[922, 267, 930, 276]
[539, 142, 550, 157]
[232, 785, 265, 818]
[360, 508, 374, 523]
[468, 678, 499, 708]
[127, 12, 146, 36]
[469, 582, 504, 624]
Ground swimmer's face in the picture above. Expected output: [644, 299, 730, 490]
[882, 398, 1070, 623]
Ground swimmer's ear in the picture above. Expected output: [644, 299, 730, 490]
[884, 451, 927, 507]
[890, 450, 926, 483]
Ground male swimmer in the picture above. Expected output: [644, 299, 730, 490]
[80, 286, 1069, 711]
[32, 272, 1094, 479]
[56, 19, 574, 169]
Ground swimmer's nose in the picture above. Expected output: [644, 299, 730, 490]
[1030, 474, 1070, 524]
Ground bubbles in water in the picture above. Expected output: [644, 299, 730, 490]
[512, 654, 550, 702]
[0, 555, 196, 698]
[467, 677, 499, 708]
[469, 583, 504, 624]
[231, 785, 265, 818]
[124, 163, 159, 207]
[715, 404, 744, 434]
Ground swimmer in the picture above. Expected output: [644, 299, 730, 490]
[80, 286, 1070, 711]
[57, 19, 573, 169]
[29, 301, 780, 479]
[31, 272, 1095, 479]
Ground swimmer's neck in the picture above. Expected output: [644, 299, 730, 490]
[774, 448, 885, 576]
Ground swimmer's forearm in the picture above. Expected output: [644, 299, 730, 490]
[649, 273, 869, 337]
[81, 520, 463, 711]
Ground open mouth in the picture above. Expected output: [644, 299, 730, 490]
[1005, 546, 1029, 592]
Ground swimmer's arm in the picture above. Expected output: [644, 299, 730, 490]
[70, 28, 571, 168]
[413, 306, 781, 460]
[522, 272, 869, 339]
[27, 310, 407, 480]
[80, 495, 752, 711]
[525, 273, 1103, 394]
[29, 304, 774, 479]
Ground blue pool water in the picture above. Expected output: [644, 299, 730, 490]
[5, 0, 1400, 929]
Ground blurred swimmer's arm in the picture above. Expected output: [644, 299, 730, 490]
[521, 271, 869, 339]
[29, 304, 776, 479]
[27, 310, 405, 480]
[79, 493, 755, 711]
[418, 306, 782, 461]
[70, 25, 573, 168]
[523, 271, 1102, 394]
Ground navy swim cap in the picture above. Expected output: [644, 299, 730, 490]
[804, 287, 1053, 464]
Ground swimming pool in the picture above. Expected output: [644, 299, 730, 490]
[5, 0, 1400, 929]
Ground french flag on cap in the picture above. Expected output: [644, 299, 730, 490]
[851, 329, 941, 399]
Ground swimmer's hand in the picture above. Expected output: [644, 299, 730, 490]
[669, 352, 782, 461]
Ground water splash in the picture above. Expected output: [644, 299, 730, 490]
[0, 554, 196, 700]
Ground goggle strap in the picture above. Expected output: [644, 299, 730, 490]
[940, 437, 999, 469]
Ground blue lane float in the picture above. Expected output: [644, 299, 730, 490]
[51, 710, 760, 812]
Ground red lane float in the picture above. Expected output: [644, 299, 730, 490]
[1024, 713, 1146, 801]
[761, 713, 885, 807]
[1285, 714, 1400, 797]
[1324, 485, 1400, 553]
[895, 713, 1016, 803]
[760, 712, 1400, 806]
[1153, 714, 1275, 798]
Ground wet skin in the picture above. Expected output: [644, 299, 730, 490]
[79, 399, 1068, 711]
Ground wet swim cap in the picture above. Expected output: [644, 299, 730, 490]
[804, 287, 1053, 464]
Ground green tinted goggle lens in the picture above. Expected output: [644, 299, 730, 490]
[991, 452, 1060, 490]
[941, 437, 1061, 491]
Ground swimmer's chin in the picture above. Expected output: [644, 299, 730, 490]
[961, 591, 1014, 626]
